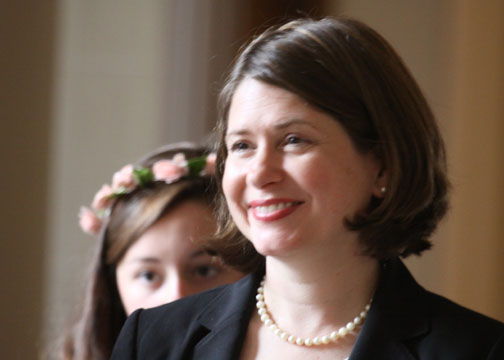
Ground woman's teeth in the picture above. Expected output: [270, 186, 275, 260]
[255, 202, 294, 214]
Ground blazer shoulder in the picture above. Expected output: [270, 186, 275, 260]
[412, 289, 504, 359]
[371, 259, 504, 359]
[111, 285, 230, 359]
[112, 273, 261, 359]
[424, 289, 504, 332]
[137, 284, 228, 334]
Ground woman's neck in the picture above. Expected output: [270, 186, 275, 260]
[261, 242, 379, 337]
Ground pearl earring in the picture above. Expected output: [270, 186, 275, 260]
[380, 186, 387, 193]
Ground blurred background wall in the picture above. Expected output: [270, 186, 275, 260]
[1, 0, 502, 358]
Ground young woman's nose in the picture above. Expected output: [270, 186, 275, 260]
[247, 147, 283, 188]
[163, 274, 189, 303]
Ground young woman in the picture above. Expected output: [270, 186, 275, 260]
[111, 18, 504, 359]
[60, 143, 244, 360]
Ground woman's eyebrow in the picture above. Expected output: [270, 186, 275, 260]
[226, 119, 319, 138]
[274, 118, 319, 130]
[225, 128, 250, 138]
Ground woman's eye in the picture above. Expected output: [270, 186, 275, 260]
[229, 141, 250, 152]
[285, 135, 306, 145]
[194, 265, 220, 279]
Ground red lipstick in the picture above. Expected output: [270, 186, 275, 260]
[249, 199, 303, 222]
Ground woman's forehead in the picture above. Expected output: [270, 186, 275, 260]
[226, 79, 338, 136]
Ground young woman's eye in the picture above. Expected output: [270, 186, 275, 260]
[193, 265, 220, 279]
[138, 270, 160, 284]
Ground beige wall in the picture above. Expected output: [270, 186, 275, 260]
[335, 0, 504, 321]
[442, 0, 504, 321]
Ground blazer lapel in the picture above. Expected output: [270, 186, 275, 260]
[185, 259, 428, 360]
[190, 272, 263, 360]
[350, 259, 430, 360]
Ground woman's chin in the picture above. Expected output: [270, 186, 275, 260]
[250, 235, 302, 258]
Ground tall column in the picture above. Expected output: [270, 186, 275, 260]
[0, 1, 56, 359]
[44, 0, 221, 348]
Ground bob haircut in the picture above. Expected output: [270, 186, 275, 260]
[213, 17, 449, 273]
[61, 143, 217, 360]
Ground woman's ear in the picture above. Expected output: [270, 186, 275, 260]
[372, 163, 388, 199]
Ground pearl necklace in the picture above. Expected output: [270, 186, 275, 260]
[256, 277, 371, 348]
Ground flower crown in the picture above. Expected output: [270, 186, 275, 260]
[79, 152, 216, 236]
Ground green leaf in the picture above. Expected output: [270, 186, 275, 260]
[133, 168, 154, 187]
[112, 187, 129, 197]
[187, 156, 206, 176]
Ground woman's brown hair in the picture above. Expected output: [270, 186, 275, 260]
[213, 17, 449, 272]
[60, 143, 217, 360]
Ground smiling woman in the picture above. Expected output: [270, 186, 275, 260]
[111, 17, 504, 360]
[60, 143, 244, 360]
[223, 79, 384, 260]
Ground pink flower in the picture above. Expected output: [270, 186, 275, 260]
[79, 206, 102, 235]
[204, 153, 217, 175]
[91, 184, 113, 211]
[152, 157, 188, 183]
[112, 164, 136, 191]
[171, 153, 187, 166]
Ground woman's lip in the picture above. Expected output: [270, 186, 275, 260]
[249, 199, 303, 222]
[249, 198, 301, 207]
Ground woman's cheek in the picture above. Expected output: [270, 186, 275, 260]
[223, 161, 243, 205]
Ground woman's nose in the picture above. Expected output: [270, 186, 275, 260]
[247, 147, 283, 189]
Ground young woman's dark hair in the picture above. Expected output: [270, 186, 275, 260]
[213, 17, 449, 272]
[60, 143, 220, 360]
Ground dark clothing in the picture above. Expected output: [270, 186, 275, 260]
[111, 258, 504, 359]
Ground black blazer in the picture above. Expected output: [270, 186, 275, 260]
[111, 258, 504, 359]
